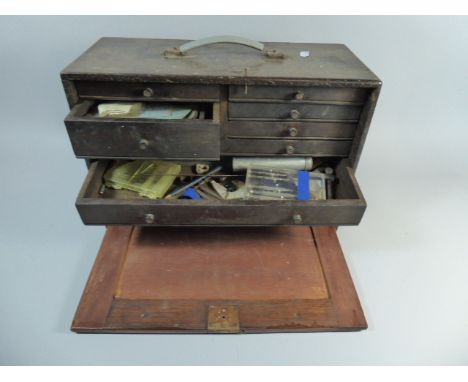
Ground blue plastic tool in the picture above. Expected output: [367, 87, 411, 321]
[182, 187, 202, 200]
[297, 170, 311, 201]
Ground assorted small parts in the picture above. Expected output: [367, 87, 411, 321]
[245, 167, 298, 200]
[309, 172, 327, 200]
[197, 183, 221, 200]
[101, 158, 335, 201]
[209, 179, 247, 200]
[165, 166, 223, 199]
[244, 166, 332, 201]
[314, 166, 335, 199]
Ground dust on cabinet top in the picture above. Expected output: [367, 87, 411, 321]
[61, 37, 381, 86]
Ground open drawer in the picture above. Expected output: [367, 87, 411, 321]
[65, 100, 220, 160]
[76, 160, 367, 226]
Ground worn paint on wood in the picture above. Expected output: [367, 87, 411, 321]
[72, 225, 367, 333]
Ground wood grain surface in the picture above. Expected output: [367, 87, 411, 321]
[61, 38, 381, 84]
[72, 225, 367, 333]
[115, 226, 328, 300]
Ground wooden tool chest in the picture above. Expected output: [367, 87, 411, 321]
[62, 36, 381, 333]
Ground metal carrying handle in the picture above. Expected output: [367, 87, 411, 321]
[164, 35, 284, 59]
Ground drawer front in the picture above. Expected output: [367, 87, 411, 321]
[75, 81, 220, 101]
[66, 120, 220, 159]
[226, 121, 356, 139]
[222, 138, 352, 156]
[229, 102, 362, 121]
[229, 85, 369, 102]
[77, 161, 366, 227]
[78, 202, 365, 226]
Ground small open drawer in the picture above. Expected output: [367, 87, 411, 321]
[76, 160, 366, 226]
[65, 101, 220, 160]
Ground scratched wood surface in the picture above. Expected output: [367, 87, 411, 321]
[115, 226, 328, 300]
[72, 226, 367, 333]
[61, 38, 380, 84]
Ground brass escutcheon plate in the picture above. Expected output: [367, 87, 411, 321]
[207, 305, 240, 333]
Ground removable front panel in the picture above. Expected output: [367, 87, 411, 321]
[72, 225, 367, 333]
[75, 159, 366, 226]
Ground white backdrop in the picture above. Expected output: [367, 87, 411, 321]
[0, 16, 467, 365]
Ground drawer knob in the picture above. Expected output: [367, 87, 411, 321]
[294, 91, 305, 100]
[288, 127, 298, 137]
[290, 109, 301, 119]
[139, 139, 149, 150]
[144, 213, 155, 224]
[293, 214, 302, 224]
[143, 87, 154, 97]
[286, 144, 295, 154]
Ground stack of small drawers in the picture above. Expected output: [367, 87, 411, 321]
[223, 85, 369, 157]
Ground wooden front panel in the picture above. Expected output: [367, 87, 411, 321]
[75, 81, 220, 101]
[72, 226, 367, 333]
[66, 120, 220, 160]
[77, 201, 366, 226]
[222, 138, 352, 156]
[226, 120, 357, 139]
[229, 85, 369, 102]
[229, 102, 362, 121]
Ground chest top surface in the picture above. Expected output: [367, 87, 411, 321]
[61, 37, 381, 85]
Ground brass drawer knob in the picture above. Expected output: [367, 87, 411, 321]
[294, 91, 305, 100]
[293, 214, 302, 224]
[288, 127, 298, 137]
[290, 109, 301, 119]
[286, 144, 295, 154]
[144, 213, 155, 224]
[143, 87, 154, 97]
[139, 139, 149, 150]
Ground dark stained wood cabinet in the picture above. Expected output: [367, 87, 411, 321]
[62, 37, 380, 227]
[62, 36, 381, 333]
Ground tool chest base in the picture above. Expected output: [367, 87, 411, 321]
[72, 225, 366, 333]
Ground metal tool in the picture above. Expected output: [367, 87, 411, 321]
[165, 165, 223, 199]
[232, 157, 313, 172]
[323, 167, 335, 199]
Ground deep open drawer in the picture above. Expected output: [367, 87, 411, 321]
[76, 160, 367, 226]
[65, 101, 220, 160]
